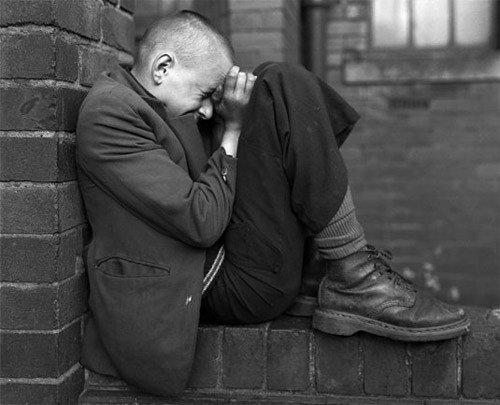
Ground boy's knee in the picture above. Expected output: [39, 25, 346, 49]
[254, 62, 313, 83]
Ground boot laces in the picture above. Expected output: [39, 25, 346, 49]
[365, 245, 416, 292]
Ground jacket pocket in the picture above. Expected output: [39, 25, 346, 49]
[91, 256, 200, 396]
[96, 256, 170, 277]
[224, 220, 282, 273]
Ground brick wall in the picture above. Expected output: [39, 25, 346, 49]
[0, 0, 135, 402]
[324, 0, 500, 308]
[228, 0, 300, 70]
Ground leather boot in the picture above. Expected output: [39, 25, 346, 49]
[286, 238, 326, 317]
[312, 245, 470, 341]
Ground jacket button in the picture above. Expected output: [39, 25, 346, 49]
[221, 167, 228, 182]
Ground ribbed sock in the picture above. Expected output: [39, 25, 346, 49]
[314, 186, 367, 260]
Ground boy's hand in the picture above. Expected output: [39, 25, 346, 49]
[216, 65, 256, 132]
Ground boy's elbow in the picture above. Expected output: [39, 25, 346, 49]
[187, 217, 228, 248]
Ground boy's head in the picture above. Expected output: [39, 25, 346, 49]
[132, 11, 235, 120]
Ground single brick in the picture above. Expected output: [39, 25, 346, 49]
[315, 332, 361, 395]
[0, 283, 58, 330]
[57, 182, 85, 232]
[0, 87, 86, 132]
[57, 135, 77, 181]
[0, 184, 59, 234]
[362, 334, 410, 396]
[57, 270, 89, 326]
[222, 326, 265, 389]
[0, 135, 58, 181]
[0, 321, 81, 378]
[0, 228, 80, 282]
[0, 382, 58, 404]
[0, 271, 87, 330]
[267, 329, 309, 391]
[188, 326, 221, 388]
[231, 32, 285, 50]
[79, 46, 117, 87]
[54, 0, 101, 41]
[410, 339, 458, 398]
[0, 234, 58, 282]
[56, 88, 87, 131]
[0, 365, 84, 404]
[0, 87, 57, 131]
[0, 0, 53, 26]
[56, 38, 79, 82]
[230, 11, 285, 32]
[0, 32, 54, 79]
[101, 6, 135, 53]
[229, 0, 285, 11]
[462, 308, 500, 399]
[0, 133, 76, 182]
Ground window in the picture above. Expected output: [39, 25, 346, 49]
[372, 0, 496, 49]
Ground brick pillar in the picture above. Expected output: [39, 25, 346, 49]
[325, 0, 369, 86]
[0, 0, 135, 403]
[228, 0, 300, 70]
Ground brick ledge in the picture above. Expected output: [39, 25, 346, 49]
[79, 307, 500, 404]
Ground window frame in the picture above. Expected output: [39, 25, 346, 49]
[368, 0, 498, 52]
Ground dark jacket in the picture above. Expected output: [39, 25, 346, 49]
[76, 66, 237, 395]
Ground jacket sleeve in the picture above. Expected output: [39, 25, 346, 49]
[76, 90, 237, 248]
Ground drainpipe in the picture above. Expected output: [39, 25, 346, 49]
[302, 0, 332, 80]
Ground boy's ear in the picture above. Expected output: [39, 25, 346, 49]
[152, 53, 174, 84]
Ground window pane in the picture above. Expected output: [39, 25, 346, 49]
[454, 0, 493, 46]
[413, 0, 450, 47]
[372, 0, 410, 47]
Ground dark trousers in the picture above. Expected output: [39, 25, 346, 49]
[201, 63, 359, 324]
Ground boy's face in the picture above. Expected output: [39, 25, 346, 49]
[157, 55, 232, 121]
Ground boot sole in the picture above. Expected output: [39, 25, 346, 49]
[286, 295, 317, 317]
[312, 309, 470, 342]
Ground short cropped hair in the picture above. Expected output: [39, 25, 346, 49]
[135, 10, 234, 70]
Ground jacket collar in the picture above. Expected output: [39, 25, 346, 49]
[106, 65, 209, 180]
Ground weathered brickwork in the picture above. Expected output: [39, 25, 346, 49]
[324, 0, 500, 308]
[80, 308, 500, 403]
[0, 0, 135, 403]
[228, 0, 300, 70]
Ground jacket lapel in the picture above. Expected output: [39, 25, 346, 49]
[112, 66, 210, 180]
[141, 97, 209, 180]
[167, 114, 208, 181]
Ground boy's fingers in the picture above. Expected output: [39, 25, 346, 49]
[224, 65, 240, 94]
[234, 71, 247, 99]
[245, 74, 256, 93]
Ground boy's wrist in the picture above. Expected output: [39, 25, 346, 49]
[220, 131, 239, 157]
